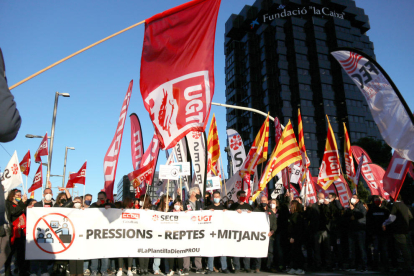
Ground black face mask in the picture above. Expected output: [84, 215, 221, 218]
[61, 199, 67, 205]
[196, 194, 201, 200]
[260, 203, 267, 208]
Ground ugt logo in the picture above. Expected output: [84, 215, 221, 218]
[144, 71, 211, 148]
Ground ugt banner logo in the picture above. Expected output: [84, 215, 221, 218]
[144, 71, 211, 149]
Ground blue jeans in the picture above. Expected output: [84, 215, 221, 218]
[84, 260, 90, 271]
[348, 230, 367, 269]
[30, 260, 49, 274]
[153, 258, 161, 271]
[233, 257, 250, 270]
[91, 258, 109, 273]
[207, 256, 227, 271]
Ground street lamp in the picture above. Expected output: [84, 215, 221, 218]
[62, 147, 75, 187]
[25, 134, 51, 139]
[47, 92, 70, 186]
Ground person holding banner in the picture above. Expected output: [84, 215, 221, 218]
[54, 187, 73, 207]
[5, 189, 28, 276]
[203, 191, 229, 274]
[183, 187, 203, 274]
[230, 191, 252, 273]
[117, 198, 134, 276]
[166, 200, 185, 276]
[33, 188, 54, 208]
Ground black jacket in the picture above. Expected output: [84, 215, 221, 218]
[308, 203, 332, 232]
[6, 201, 26, 223]
[288, 212, 305, 242]
[183, 199, 204, 211]
[344, 201, 367, 231]
[367, 205, 390, 235]
[254, 206, 277, 234]
[0, 48, 21, 142]
[90, 201, 116, 208]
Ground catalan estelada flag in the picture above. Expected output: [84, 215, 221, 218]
[298, 109, 310, 181]
[318, 115, 342, 190]
[252, 121, 302, 200]
[207, 114, 220, 176]
[344, 123, 356, 186]
[240, 114, 269, 178]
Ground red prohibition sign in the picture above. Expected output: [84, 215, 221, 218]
[33, 213, 76, 254]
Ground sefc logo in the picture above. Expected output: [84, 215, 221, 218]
[122, 213, 140, 219]
[144, 71, 211, 148]
[152, 215, 159, 221]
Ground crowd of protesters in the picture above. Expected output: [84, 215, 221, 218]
[1, 184, 414, 276]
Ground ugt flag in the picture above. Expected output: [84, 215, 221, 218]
[331, 48, 414, 162]
[140, 0, 221, 150]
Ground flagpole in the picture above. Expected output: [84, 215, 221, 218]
[180, 176, 182, 199]
[25, 175, 28, 195]
[166, 179, 170, 212]
[142, 183, 148, 209]
[219, 154, 227, 198]
[9, 20, 146, 90]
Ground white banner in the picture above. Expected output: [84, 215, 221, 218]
[1, 151, 23, 192]
[26, 208, 269, 260]
[331, 49, 414, 162]
[186, 131, 207, 194]
[226, 129, 246, 174]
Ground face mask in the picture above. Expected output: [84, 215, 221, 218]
[351, 198, 357, 205]
[100, 200, 106, 205]
[227, 204, 231, 208]
[74, 203, 81, 209]
[139, 201, 144, 206]
[61, 199, 67, 205]
[15, 198, 21, 202]
[213, 198, 220, 204]
[174, 205, 181, 211]
[260, 203, 267, 208]
[84, 200, 91, 206]
[169, 201, 173, 206]
[239, 196, 246, 202]
[45, 194, 53, 201]
[196, 194, 201, 200]
[249, 200, 253, 205]
[319, 199, 324, 204]
[270, 204, 276, 209]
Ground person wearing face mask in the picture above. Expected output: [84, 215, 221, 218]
[66, 197, 84, 276]
[137, 195, 152, 275]
[203, 191, 229, 274]
[229, 191, 252, 273]
[286, 200, 305, 275]
[308, 192, 333, 272]
[54, 187, 73, 207]
[165, 200, 185, 276]
[253, 196, 276, 273]
[343, 194, 367, 272]
[83, 194, 93, 208]
[5, 189, 28, 276]
[327, 193, 343, 270]
[226, 200, 234, 210]
[183, 187, 204, 274]
[89, 191, 114, 276]
[270, 199, 289, 273]
[116, 198, 135, 276]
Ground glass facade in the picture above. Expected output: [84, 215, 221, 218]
[225, 0, 382, 177]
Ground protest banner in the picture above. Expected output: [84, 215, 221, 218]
[26, 208, 269, 260]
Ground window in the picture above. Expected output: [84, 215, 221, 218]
[281, 85, 290, 91]
[226, 68, 235, 80]
[293, 26, 304, 33]
[276, 26, 284, 33]
[320, 69, 331, 76]
[316, 39, 326, 46]
[296, 54, 308, 61]
[318, 54, 329, 61]
[324, 100, 334, 107]
[301, 100, 313, 107]
[335, 26, 350, 34]
[277, 40, 285, 47]
[337, 40, 353, 47]
[303, 116, 315, 124]
[298, 68, 309, 76]
[322, 84, 333, 91]
[283, 101, 291, 108]
[279, 55, 287, 61]
[294, 40, 306, 47]
[280, 70, 288, 76]
[314, 26, 324, 33]
[299, 84, 311, 91]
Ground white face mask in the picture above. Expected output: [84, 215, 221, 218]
[174, 205, 181, 211]
[319, 199, 325, 204]
[351, 198, 357, 205]
[74, 203, 81, 209]
[44, 194, 53, 201]
[139, 201, 144, 206]
[270, 204, 276, 209]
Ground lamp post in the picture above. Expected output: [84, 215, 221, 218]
[62, 147, 75, 188]
[47, 92, 70, 187]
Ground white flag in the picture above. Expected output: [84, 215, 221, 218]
[1, 151, 23, 191]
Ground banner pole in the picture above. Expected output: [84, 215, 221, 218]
[219, 154, 227, 198]
[180, 176, 182, 199]
[25, 175, 28, 195]
[83, 185, 86, 206]
[9, 20, 146, 90]
[166, 179, 170, 212]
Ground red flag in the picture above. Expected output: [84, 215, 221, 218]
[130, 113, 144, 170]
[128, 159, 156, 188]
[141, 133, 160, 186]
[19, 150, 31, 176]
[140, 0, 221, 150]
[383, 151, 410, 200]
[275, 117, 289, 191]
[28, 163, 42, 193]
[333, 176, 352, 208]
[351, 145, 372, 163]
[67, 162, 87, 187]
[34, 133, 48, 163]
[66, 173, 77, 189]
[103, 81, 133, 201]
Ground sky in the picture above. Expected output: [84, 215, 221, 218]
[0, 0, 413, 200]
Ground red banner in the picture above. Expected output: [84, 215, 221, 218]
[361, 163, 387, 197]
[351, 145, 372, 164]
[141, 133, 160, 186]
[28, 163, 42, 193]
[130, 113, 144, 170]
[383, 151, 410, 200]
[140, 0, 221, 150]
[19, 150, 31, 176]
[128, 159, 156, 189]
[334, 176, 352, 208]
[103, 81, 133, 201]
[34, 133, 48, 163]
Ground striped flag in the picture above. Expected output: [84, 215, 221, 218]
[240, 115, 269, 178]
[318, 116, 342, 190]
[258, 115, 269, 165]
[298, 109, 310, 181]
[207, 114, 220, 177]
[252, 121, 302, 200]
[343, 123, 356, 186]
